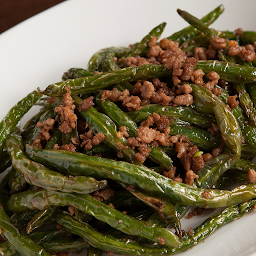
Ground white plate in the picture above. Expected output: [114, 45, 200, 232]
[0, 0, 256, 255]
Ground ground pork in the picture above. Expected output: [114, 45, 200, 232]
[194, 47, 207, 60]
[192, 155, 205, 171]
[101, 88, 141, 111]
[31, 118, 55, 148]
[92, 187, 115, 202]
[55, 86, 77, 134]
[173, 94, 193, 106]
[247, 169, 256, 183]
[191, 69, 205, 86]
[207, 123, 219, 136]
[79, 127, 105, 151]
[78, 96, 94, 111]
[228, 40, 255, 62]
[180, 58, 198, 81]
[210, 37, 227, 49]
[136, 126, 157, 144]
[227, 95, 239, 109]
[211, 143, 224, 157]
[186, 207, 203, 219]
[116, 126, 130, 138]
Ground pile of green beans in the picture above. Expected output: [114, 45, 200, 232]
[1, 4, 256, 256]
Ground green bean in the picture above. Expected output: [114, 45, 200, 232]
[9, 211, 39, 230]
[241, 143, 256, 157]
[190, 83, 241, 157]
[85, 144, 113, 156]
[87, 246, 103, 256]
[100, 51, 119, 72]
[180, 34, 210, 53]
[24, 145, 256, 208]
[62, 68, 94, 80]
[247, 83, 256, 106]
[195, 153, 236, 188]
[8, 167, 27, 194]
[196, 60, 256, 83]
[168, 5, 224, 44]
[233, 83, 256, 127]
[6, 129, 107, 194]
[169, 123, 221, 151]
[26, 206, 58, 234]
[43, 64, 172, 96]
[126, 104, 214, 128]
[120, 182, 181, 232]
[44, 129, 62, 149]
[0, 190, 52, 256]
[0, 170, 11, 190]
[95, 93, 138, 138]
[0, 150, 12, 174]
[0, 228, 87, 255]
[129, 22, 166, 57]
[0, 90, 41, 159]
[40, 237, 89, 253]
[7, 190, 180, 248]
[219, 86, 256, 149]
[105, 190, 144, 209]
[88, 47, 132, 72]
[177, 8, 229, 62]
[215, 170, 246, 188]
[231, 158, 256, 173]
[177, 9, 217, 39]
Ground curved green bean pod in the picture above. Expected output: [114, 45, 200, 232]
[7, 190, 180, 248]
[6, 130, 107, 194]
[168, 5, 224, 44]
[177, 9, 217, 39]
[190, 83, 241, 157]
[0, 90, 41, 158]
[43, 64, 172, 96]
[25, 145, 256, 208]
[129, 22, 166, 57]
[233, 83, 256, 127]
[126, 104, 214, 128]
